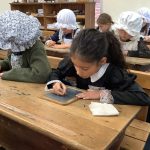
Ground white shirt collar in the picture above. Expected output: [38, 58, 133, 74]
[90, 63, 110, 82]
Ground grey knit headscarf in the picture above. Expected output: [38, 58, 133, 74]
[0, 10, 41, 68]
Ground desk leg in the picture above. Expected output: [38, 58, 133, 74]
[108, 130, 125, 150]
[0, 115, 71, 150]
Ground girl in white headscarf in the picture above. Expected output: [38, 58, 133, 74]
[137, 7, 150, 43]
[46, 9, 80, 49]
[0, 10, 51, 83]
[112, 11, 143, 55]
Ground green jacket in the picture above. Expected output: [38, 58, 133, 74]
[0, 40, 51, 83]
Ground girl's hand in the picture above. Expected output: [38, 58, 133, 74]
[52, 82, 67, 96]
[76, 90, 100, 100]
[45, 40, 56, 47]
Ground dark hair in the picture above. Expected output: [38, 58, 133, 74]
[97, 13, 114, 25]
[141, 23, 149, 34]
[70, 28, 126, 68]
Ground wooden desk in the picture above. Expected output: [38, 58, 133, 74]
[45, 46, 69, 58]
[0, 47, 69, 59]
[0, 50, 7, 59]
[0, 80, 142, 150]
[126, 56, 150, 65]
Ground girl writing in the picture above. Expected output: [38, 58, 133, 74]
[45, 9, 80, 49]
[46, 29, 150, 105]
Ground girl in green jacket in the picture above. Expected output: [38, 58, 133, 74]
[0, 10, 51, 83]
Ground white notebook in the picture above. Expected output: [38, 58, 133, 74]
[89, 102, 119, 116]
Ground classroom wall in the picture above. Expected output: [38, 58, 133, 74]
[103, 0, 150, 21]
[0, 0, 12, 14]
[0, 0, 150, 21]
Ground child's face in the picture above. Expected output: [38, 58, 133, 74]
[98, 23, 111, 32]
[71, 54, 104, 79]
[61, 28, 73, 34]
[118, 29, 133, 41]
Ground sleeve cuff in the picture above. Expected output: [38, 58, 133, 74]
[100, 90, 114, 104]
[45, 80, 61, 91]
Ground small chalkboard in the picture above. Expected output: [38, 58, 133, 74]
[43, 87, 82, 105]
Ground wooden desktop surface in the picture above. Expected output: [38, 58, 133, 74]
[0, 47, 69, 59]
[0, 49, 7, 59]
[45, 46, 69, 57]
[0, 80, 141, 150]
[45, 46, 69, 53]
[126, 56, 150, 65]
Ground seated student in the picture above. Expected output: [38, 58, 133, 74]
[96, 13, 114, 32]
[112, 11, 150, 58]
[0, 10, 51, 83]
[112, 11, 142, 55]
[45, 9, 80, 49]
[137, 7, 150, 45]
[45, 29, 150, 105]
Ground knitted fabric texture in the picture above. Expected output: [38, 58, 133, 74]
[0, 10, 41, 68]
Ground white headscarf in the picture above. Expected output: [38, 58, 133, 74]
[0, 10, 41, 68]
[55, 9, 78, 30]
[114, 11, 143, 37]
[54, 9, 78, 42]
[137, 7, 150, 24]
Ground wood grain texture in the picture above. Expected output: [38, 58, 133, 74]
[126, 57, 150, 65]
[0, 50, 7, 59]
[0, 80, 142, 150]
[129, 69, 150, 90]
[47, 55, 62, 69]
[121, 136, 145, 150]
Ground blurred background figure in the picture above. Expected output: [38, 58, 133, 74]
[45, 9, 80, 49]
[137, 7, 150, 43]
[96, 13, 114, 32]
[112, 11, 143, 56]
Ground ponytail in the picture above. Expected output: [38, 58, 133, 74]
[70, 29, 127, 69]
[105, 32, 127, 68]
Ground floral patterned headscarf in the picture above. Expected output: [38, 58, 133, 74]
[0, 10, 41, 68]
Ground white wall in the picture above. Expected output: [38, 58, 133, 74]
[103, 0, 150, 21]
[0, 0, 12, 14]
[0, 0, 150, 21]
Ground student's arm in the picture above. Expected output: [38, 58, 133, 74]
[52, 43, 71, 49]
[1, 41, 51, 83]
[128, 38, 150, 58]
[45, 40, 56, 47]
[45, 30, 60, 47]
[50, 30, 60, 42]
[111, 90, 150, 105]
[109, 69, 150, 105]
[46, 57, 76, 89]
